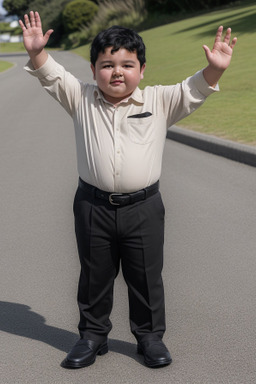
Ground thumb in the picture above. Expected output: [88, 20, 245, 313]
[202, 44, 211, 60]
[44, 29, 54, 44]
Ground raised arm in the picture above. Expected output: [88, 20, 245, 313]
[19, 11, 54, 69]
[203, 26, 237, 87]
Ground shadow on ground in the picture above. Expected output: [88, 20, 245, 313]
[0, 301, 143, 364]
[174, 6, 256, 36]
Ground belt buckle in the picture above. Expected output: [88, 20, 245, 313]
[109, 193, 123, 206]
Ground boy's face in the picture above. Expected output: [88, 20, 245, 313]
[91, 47, 146, 105]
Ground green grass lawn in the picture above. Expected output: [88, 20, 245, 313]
[0, 60, 14, 72]
[0, 42, 26, 53]
[0, 43, 25, 73]
[73, 2, 256, 145]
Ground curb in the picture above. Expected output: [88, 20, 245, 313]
[167, 126, 256, 168]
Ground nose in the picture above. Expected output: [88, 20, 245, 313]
[113, 66, 123, 77]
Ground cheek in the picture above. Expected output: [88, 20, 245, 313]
[98, 70, 110, 83]
[126, 72, 142, 86]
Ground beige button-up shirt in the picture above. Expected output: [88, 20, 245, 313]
[25, 55, 218, 193]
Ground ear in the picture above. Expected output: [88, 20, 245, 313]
[91, 63, 96, 80]
[140, 63, 146, 80]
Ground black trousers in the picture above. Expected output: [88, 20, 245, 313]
[73, 183, 166, 343]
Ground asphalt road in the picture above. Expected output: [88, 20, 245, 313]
[1, 51, 256, 384]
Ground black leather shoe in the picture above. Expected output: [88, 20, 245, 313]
[137, 340, 172, 368]
[61, 339, 108, 369]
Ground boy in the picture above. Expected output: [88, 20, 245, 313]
[19, 11, 237, 369]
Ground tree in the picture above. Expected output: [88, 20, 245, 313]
[24, 0, 70, 45]
[3, 0, 33, 17]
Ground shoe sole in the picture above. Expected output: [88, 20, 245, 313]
[137, 345, 172, 368]
[61, 343, 108, 369]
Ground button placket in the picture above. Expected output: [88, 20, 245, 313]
[113, 109, 122, 190]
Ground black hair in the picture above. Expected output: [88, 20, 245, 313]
[90, 25, 146, 68]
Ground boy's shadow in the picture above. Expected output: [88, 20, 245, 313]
[0, 301, 143, 365]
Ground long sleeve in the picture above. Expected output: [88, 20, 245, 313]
[25, 54, 83, 117]
[156, 69, 219, 127]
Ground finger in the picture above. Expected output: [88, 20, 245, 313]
[230, 36, 237, 50]
[35, 11, 42, 29]
[214, 26, 223, 44]
[24, 14, 31, 28]
[223, 27, 231, 45]
[19, 19, 26, 31]
[30, 10, 36, 27]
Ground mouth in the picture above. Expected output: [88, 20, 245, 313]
[110, 80, 124, 86]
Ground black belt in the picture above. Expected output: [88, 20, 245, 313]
[78, 178, 159, 206]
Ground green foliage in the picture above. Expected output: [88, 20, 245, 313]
[62, 0, 98, 33]
[0, 21, 21, 36]
[0, 22, 13, 32]
[65, 0, 146, 48]
[3, 0, 33, 17]
[86, 0, 146, 35]
[24, 0, 70, 45]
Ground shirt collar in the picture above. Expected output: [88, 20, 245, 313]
[129, 87, 144, 104]
[94, 86, 144, 105]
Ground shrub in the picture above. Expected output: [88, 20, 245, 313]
[62, 0, 98, 33]
[0, 22, 13, 32]
[75, 0, 147, 44]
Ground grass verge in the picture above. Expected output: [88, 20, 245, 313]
[140, 3, 256, 145]
[0, 60, 14, 72]
[0, 42, 26, 53]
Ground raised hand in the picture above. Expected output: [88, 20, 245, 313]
[203, 26, 237, 71]
[19, 11, 54, 54]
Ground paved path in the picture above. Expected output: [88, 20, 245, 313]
[1, 51, 256, 383]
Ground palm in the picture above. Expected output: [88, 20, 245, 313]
[209, 43, 232, 70]
[23, 26, 45, 52]
[19, 11, 53, 53]
[203, 26, 237, 71]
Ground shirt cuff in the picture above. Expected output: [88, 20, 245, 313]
[24, 54, 57, 79]
[192, 69, 219, 96]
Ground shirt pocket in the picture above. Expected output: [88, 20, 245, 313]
[127, 115, 154, 144]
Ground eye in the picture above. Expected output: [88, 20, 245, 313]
[103, 64, 113, 68]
